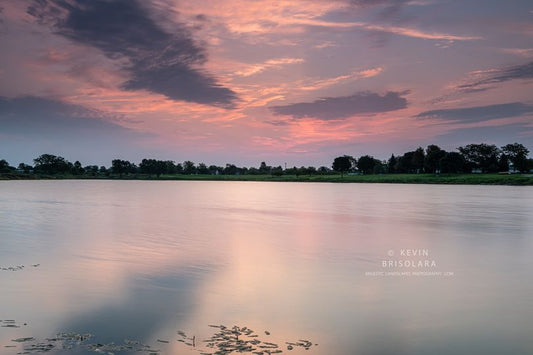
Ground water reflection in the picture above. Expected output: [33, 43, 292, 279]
[1, 181, 532, 354]
[62, 271, 203, 343]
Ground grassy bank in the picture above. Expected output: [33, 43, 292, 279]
[2, 172, 533, 185]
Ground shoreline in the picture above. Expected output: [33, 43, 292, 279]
[1, 173, 533, 185]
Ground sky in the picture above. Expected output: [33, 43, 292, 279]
[0, 0, 532, 167]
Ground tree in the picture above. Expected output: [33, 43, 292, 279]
[527, 158, 533, 172]
[223, 164, 238, 175]
[183, 161, 196, 175]
[71, 160, 84, 175]
[373, 160, 386, 174]
[387, 154, 398, 173]
[306, 166, 317, 175]
[357, 155, 376, 174]
[140, 159, 170, 177]
[397, 151, 414, 173]
[197, 163, 209, 174]
[84, 165, 99, 176]
[498, 154, 509, 172]
[163, 161, 177, 174]
[271, 166, 283, 176]
[0, 159, 15, 173]
[111, 159, 136, 177]
[424, 145, 446, 173]
[318, 166, 330, 175]
[258, 162, 271, 174]
[284, 166, 297, 176]
[33, 154, 70, 174]
[296, 166, 308, 177]
[439, 152, 466, 173]
[140, 159, 163, 177]
[139, 159, 156, 176]
[208, 165, 222, 175]
[332, 155, 355, 176]
[412, 147, 425, 173]
[502, 143, 529, 172]
[458, 143, 501, 173]
[18, 163, 33, 174]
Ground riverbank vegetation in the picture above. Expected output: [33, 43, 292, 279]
[1, 143, 532, 185]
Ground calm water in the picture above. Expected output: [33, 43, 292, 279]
[1, 181, 532, 354]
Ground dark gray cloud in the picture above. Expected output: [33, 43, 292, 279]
[27, 0, 237, 108]
[434, 123, 533, 151]
[0, 96, 145, 137]
[350, 0, 408, 6]
[416, 102, 533, 123]
[0, 96, 150, 164]
[350, 0, 406, 4]
[270, 91, 408, 120]
[350, 0, 409, 17]
[458, 61, 533, 91]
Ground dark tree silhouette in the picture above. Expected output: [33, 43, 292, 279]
[183, 161, 196, 175]
[458, 144, 500, 173]
[72, 161, 84, 175]
[357, 155, 376, 174]
[84, 165, 99, 176]
[111, 159, 136, 177]
[397, 151, 415, 173]
[33, 154, 70, 174]
[440, 152, 466, 173]
[0, 159, 15, 173]
[140, 159, 169, 177]
[502, 143, 529, 172]
[424, 145, 446, 173]
[18, 163, 33, 174]
[412, 147, 425, 173]
[208, 165, 222, 175]
[387, 154, 398, 173]
[332, 155, 355, 176]
[2, 141, 531, 180]
[197, 163, 209, 174]
[223, 164, 238, 175]
[258, 162, 271, 174]
[271, 166, 283, 176]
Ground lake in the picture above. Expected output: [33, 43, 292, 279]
[1, 180, 532, 354]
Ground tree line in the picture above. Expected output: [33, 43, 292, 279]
[333, 143, 531, 175]
[0, 142, 531, 178]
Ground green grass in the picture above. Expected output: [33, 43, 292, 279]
[2, 172, 533, 185]
[154, 173, 533, 185]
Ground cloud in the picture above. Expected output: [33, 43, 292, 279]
[173, 1, 479, 44]
[300, 67, 383, 91]
[0, 96, 151, 164]
[349, 0, 410, 20]
[434, 123, 533, 150]
[0, 96, 146, 137]
[500, 48, 533, 57]
[350, 22, 481, 41]
[350, 0, 408, 5]
[273, 17, 480, 41]
[26, 0, 237, 108]
[235, 57, 304, 77]
[433, 61, 533, 104]
[416, 102, 533, 123]
[270, 91, 408, 120]
[458, 61, 533, 91]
